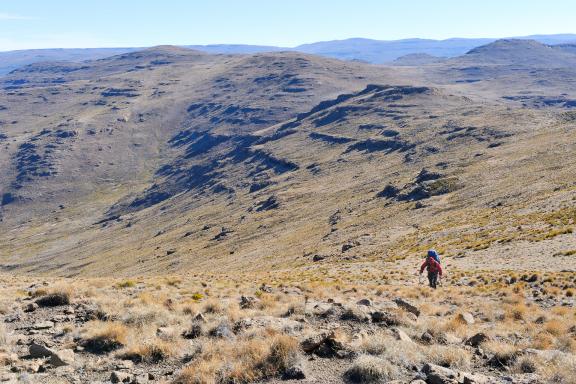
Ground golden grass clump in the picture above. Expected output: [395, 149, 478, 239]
[426, 345, 472, 370]
[81, 321, 129, 354]
[174, 331, 299, 384]
[117, 280, 136, 288]
[35, 286, 73, 307]
[119, 338, 176, 363]
[345, 354, 399, 383]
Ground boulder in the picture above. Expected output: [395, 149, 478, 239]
[29, 343, 53, 358]
[394, 298, 421, 317]
[422, 363, 460, 384]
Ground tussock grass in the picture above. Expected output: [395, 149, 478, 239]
[119, 338, 177, 363]
[174, 330, 299, 384]
[35, 287, 72, 307]
[81, 321, 128, 354]
[345, 354, 399, 383]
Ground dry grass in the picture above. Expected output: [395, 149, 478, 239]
[482, 340, 521, 368]
[119, 338, 177, 363]
[81, 321, 129, 354]
[174, 330, 299, 384]
[35, 287, 72, 307]
[426, 345, 472, 370]
[345, 354, 399, 383]
[0, 322, 6, 347]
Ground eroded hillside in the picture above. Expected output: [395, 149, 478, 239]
[0, 42, 575, 276]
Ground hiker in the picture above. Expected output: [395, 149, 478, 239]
[419, 250, 443, 288]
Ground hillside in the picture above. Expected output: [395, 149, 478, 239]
[1, 42, 576, 277]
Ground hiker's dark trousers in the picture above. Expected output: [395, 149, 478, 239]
[428, 272, 438, 289]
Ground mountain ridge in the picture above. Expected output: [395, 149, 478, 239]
[1, 34, 576, 75]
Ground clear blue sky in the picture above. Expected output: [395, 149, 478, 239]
[1, 0, 575, 51]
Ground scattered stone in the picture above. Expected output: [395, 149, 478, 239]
[342, 241, 359, 252]
[422, 363, 459, 384]
[156, 326, 176, 340]
[182, 322, 204, 339]
[341, 306, 370, 322]
[394, 298, 421, 317]
[283, 361, 307, 380]
[356, 298, 372, 306]
[421, 331, 434, 344]
[301, 333, 327, 353]
[260, 284, 273, 293]
[457, 312, 475, 325]
[111, 370, 131, 383]
[210, 322, 234, 339]
[115, 360, 134, 370]
[370, 311, 401, 326]
[392, 328, 413, 343]
[240, 295, 258, 309]
[23, 303, 38, 313]
[465, 332, 490, 347]
[462, 373, 491, 384]
[31, 321, 54, 330]
[312, 255, 325, 262]
[49, 349, 74, 367]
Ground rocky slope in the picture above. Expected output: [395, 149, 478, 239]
[1, 42, 576, 276]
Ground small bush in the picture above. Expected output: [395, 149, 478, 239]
[119, 339, 175, 363]
[513, 356, 537, 373]
[427, 345, 471, 370]
[345, 355, 398, 383]
[182, 322, 204, 339]
[82, 321, 128, 354]
[117, 280, 136, 288]
[174, 331, 299, 383]
[191, 293, 204, 301]
[36, 291, 71, 307]
[203, 299, 223, 314]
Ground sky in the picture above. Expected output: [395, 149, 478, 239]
[1, 0, 575, 51]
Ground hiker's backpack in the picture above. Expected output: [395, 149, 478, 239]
[428, 250, 441, 264]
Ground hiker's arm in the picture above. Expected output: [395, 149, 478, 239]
[438, 262, 443, 277]
[419, 260, 426, 274]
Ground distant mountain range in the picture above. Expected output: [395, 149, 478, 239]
[1, 34, 575, 75]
